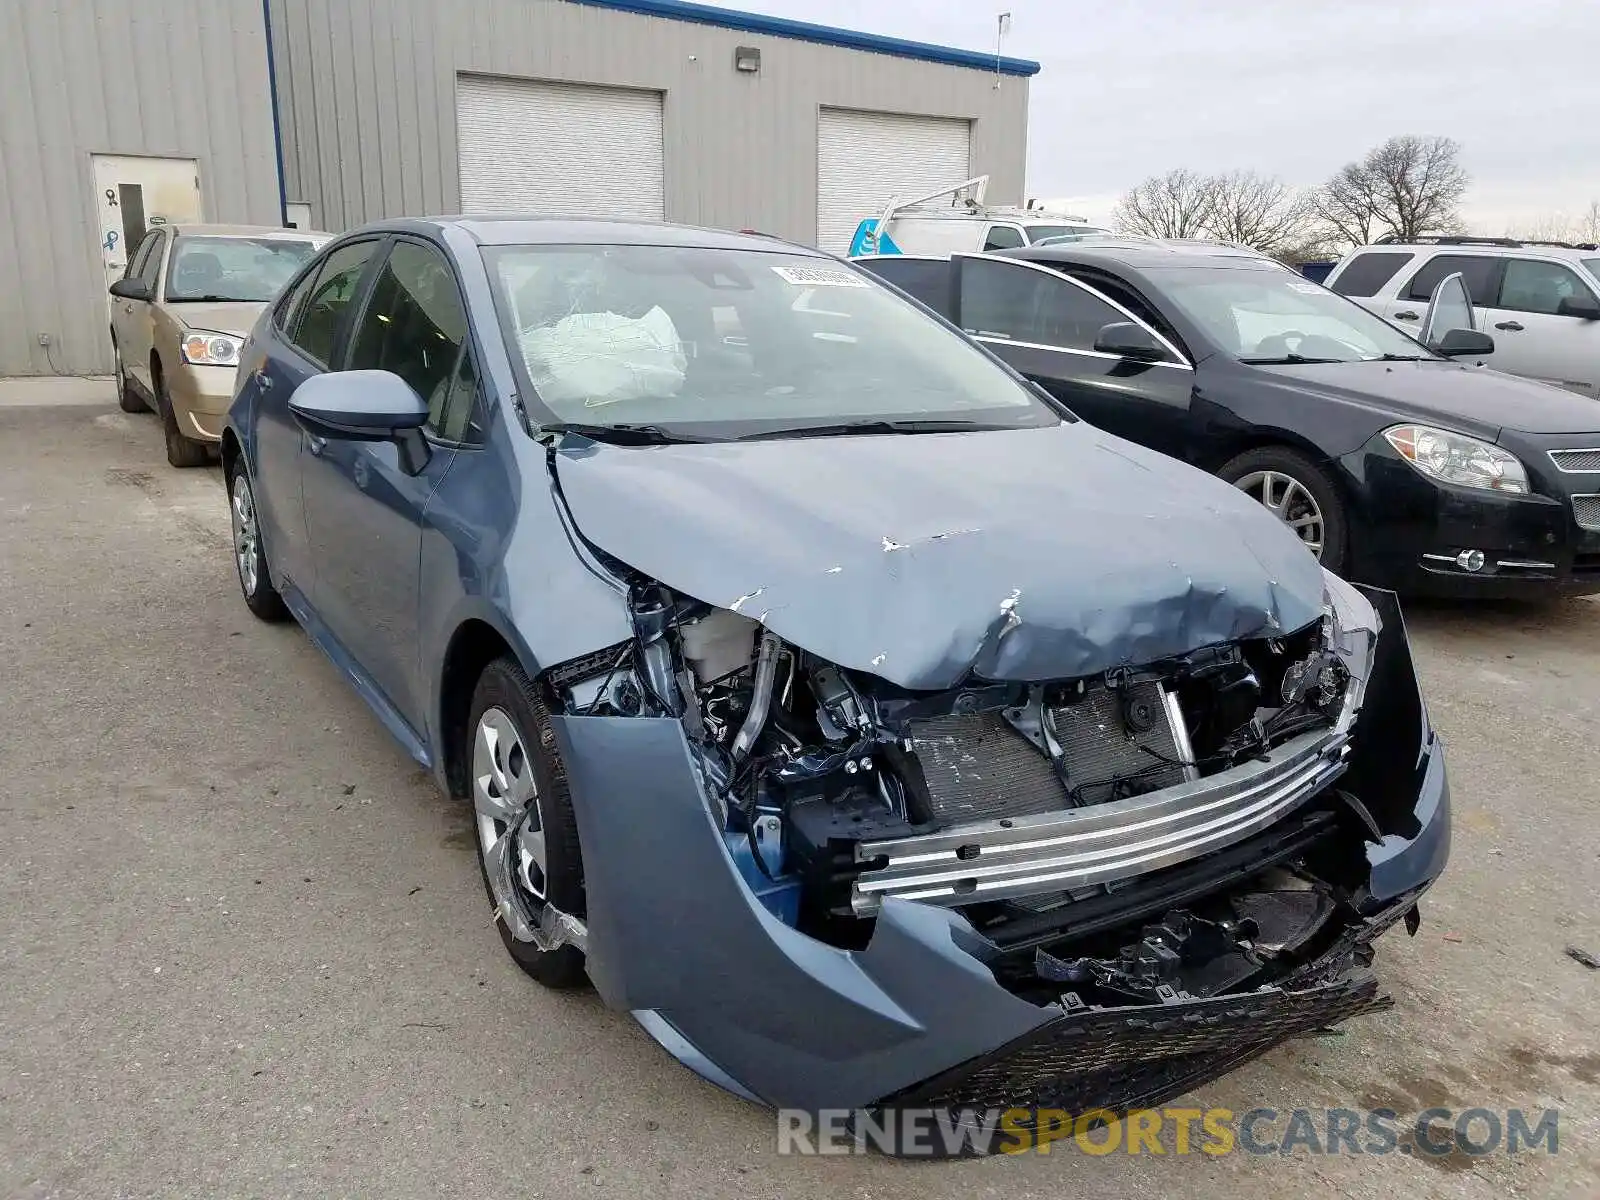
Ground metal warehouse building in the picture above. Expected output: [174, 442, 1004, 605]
[1, 0, 1036, 377]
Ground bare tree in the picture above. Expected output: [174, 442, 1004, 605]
[1202, 171, 1315, 255]
[1112, 169, 1217, 239]
[1313, 135, 1470, 246]
[1505, 200, 1600, 245]
[1577, 199, 1600, 244]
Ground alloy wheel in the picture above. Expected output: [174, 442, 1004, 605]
[473, 706, 549, 940]
[230, 473, 260, 596]
[1233, 469, 1325, 559]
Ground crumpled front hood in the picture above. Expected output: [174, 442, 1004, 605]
[554, 422, 1326, 689]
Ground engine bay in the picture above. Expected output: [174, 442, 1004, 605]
[547, 581, 1393, 1009]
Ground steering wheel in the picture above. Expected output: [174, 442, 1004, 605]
[1251, 330, 1308, 357]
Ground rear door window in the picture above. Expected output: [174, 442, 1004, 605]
[1402, 254, 1500, 304]
[854, 257, 955, 319]
[1329, 251, 1414, 297]
[289, 239, 381, 367]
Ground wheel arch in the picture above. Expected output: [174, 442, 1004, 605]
[220, 427, 243, 482]
[1207, 428, 1363, 513]
[437, 617, 523, 800]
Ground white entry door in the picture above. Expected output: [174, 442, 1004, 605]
[91, 155, 202, 331]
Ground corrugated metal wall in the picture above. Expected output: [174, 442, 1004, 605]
[266, 0, 1029, 242]
[0, 0, 282, 376]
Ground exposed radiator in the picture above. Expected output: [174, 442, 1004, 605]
[1049, 682, 1188, 805]
[907, 713, 1064, 823]
[907, 683, 1191, 824]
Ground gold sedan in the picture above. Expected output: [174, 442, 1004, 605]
[109, 223, 329, 466]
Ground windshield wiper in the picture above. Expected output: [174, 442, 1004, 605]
[735, 418, 1014, 441]
[1238, 353, 1347, 365]
[1373, 353, 1428, 361]
[541, 421, 716, 445]
[168, 294, 255, 303]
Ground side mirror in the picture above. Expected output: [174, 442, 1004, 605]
[1557, 296, 1600, 320]
[1434, 328, 1495, 358]
[1092, 320, 1166, 361]
[290, 368, 430, 438]
[109, 278, 151, 301]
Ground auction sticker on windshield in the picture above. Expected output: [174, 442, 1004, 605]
[771, 265, 869, 287]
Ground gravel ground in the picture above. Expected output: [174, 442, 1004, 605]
[2, 384, 1596, 1199]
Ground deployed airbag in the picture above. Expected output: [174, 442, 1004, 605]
[520, 305, 686, 407]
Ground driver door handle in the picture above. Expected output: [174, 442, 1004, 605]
[306, 433, 327, 456]
[256, 371, 274, 391]
[1494, 320, 1524, 332]
[1393, 310, 1419, 321]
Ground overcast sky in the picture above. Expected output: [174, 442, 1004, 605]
[739, 0, 1600, 234]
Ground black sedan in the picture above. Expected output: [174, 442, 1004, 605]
[856, 241, 1600, 598]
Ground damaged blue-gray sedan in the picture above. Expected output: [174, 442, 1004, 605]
[222, 218, 1449, 1153]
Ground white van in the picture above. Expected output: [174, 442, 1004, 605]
[847, 176, 1107, 257]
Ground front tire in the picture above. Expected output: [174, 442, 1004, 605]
[155, 361, 209, 468]
[226, 460, 289, 622]
[466, 658, 588, 989]
[1221, 445, 1349, 574]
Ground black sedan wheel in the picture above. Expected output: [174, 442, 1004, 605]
[467, 657, 588, 989]
[1221, 446, 1348, 573]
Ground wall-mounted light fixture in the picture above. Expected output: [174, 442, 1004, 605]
[733, 45, 761, 73]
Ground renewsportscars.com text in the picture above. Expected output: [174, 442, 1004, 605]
[776, 1105, 1561, 1158]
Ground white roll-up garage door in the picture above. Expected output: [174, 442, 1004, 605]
[456, 75, 665, 220]
[815, 109, 972, 254]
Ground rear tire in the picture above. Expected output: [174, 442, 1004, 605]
[466, 657, 588, 990]
[1220, 445, 1348, 574]
[226, 458, 289, 623]
[155, 360, 210, 468]
[114, 340, 146, 413]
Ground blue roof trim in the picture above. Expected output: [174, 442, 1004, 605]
[566, 0, 1042, 76]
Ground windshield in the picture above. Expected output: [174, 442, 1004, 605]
[1585, 258, 1600, 281]
[1146, 265, 1435, 362]
[1027, 225, 1106, 244]
[482, 244, 1059, 437]
[165, 236, 318, 302]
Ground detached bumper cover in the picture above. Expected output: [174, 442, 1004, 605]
[550, 587, 1448, 1118]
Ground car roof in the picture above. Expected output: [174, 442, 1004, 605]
[1004, 239, 1287, 274]
[360, 215, 823, 254]
[1360, 239, 1600, 260]
[167, 223, 330, 240]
